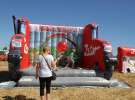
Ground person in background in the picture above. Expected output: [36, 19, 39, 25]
[33, 50, 39, 68]
[35, 46, 57, 100]
[64, 47, 76, 68]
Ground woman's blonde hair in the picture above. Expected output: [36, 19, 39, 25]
[43, 46, 50, 53]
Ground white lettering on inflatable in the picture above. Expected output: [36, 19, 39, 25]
[24, 44, 29, 54]
[24, 37, 26, 42]
[84, 44, 100, 56]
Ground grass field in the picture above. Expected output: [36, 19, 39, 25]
[0, 61, 135, 100]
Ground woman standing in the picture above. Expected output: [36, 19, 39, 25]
[36, 46, 57, 100]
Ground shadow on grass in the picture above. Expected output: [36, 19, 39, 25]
[0, 71, 10, 83]
[3, 95, 36, 100]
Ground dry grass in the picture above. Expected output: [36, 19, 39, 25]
[0, 62, 135, 100]
[52, 87, 135, 100]
[113, 72, 135, 88]
[0, 87, 135, 100]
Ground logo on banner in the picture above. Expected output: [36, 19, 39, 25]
[84, 44, 100, 56]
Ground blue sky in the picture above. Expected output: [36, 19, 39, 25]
[0, 0, 135, 55]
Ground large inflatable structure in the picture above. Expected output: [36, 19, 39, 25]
[8, 16, 114, 82]
[117, 47, 135, 73]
